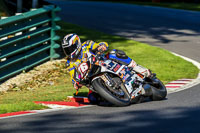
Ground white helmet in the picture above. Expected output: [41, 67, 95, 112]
[62, 33, 82, 59]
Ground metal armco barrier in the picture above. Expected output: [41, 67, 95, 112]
[0, 5, 61, 83]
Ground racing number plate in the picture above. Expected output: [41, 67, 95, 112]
[78, 62, 89, 78]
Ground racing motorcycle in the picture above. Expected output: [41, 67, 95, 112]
[77, 50, 167, 106]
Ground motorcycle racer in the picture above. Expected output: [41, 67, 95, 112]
[61, 33, 151, 104]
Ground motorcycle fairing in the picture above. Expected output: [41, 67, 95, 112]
[100, 60, 137, 94]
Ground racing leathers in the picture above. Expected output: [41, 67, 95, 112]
[66, 40, 109, 90]
[66, 40, 151, 103]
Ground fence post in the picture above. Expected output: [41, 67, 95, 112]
[50, 6, 61, 60]
[32, 0, 38, 8]
[17, 0, 22, 13]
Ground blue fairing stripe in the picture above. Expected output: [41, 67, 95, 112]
[109, 54, 132, 64]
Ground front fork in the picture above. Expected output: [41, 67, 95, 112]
[101, 73, 145, 100]
[101, 73, 115, 87]
[100, 73, 131, 99]
[94, 73, 146, 100]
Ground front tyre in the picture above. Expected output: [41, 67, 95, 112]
[92, 77, 131, 106]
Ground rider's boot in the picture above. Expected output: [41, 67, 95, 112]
[88, 90, 101, 104]
[88, 90, 113, 106]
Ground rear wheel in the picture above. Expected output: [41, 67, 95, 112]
[150, 78, 167, 100]
[92, 76, 131, 106]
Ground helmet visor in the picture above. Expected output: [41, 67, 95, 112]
[64, 43, 77, 56]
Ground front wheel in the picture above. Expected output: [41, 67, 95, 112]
[92, 77, 131, 106]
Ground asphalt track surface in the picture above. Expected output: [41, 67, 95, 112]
[1, 1, 200, 133]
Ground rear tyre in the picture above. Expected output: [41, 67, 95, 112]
[92, 77, 131, 106]
[150, 78, 167, 100]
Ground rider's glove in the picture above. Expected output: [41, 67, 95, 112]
[65, 62, 70, 68]
[73, 82, 82, 90]
[97, 43, 108, 53]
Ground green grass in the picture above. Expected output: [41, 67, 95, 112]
[0, 21, 199, 114]
[88, 0, 200, 12]
[0, 73, 88, 114]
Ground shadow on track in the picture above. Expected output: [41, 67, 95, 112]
[1, 104, 200, 133]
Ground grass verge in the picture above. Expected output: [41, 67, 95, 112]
[0, 21, 199, 114]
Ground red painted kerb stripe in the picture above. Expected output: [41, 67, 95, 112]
[165, 86, 180, 88]
[0, 111, 35, 117]
[34, 101, 90, 107]
[69, 97, 89, 103]
[167, 83, 186, 85]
